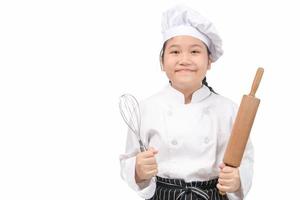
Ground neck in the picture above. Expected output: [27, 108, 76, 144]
[172, 84, 203, 104]
[184, 92, 193, 104]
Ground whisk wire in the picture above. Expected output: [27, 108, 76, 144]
[119, 94, 146, 152]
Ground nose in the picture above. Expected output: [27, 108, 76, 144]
[178, 52, 192, 66]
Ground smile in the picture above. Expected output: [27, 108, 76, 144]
[175, 69, 196, 73]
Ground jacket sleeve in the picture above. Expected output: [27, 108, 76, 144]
[119, 128, 156, 199]
[223, 103, 255, 200]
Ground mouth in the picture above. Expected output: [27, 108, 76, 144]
[175, 69, 196, 73]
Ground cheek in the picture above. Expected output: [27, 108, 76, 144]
[194, 58, 210, 71]
[162, 59, 176, 72]
[194, 55, 209, 64]
[162, 65, 176, 81]
[163, 67, 174, 79]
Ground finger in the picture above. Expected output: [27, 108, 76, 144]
[142, 169, 158, 179]
[140, 151, 156, 158]
[218, 178, 233, 186]
[221, 166, 234, 173]
[142, 157, 157, 165]
[217, 183, 231, 193]
[147, 169, 158, 177]
[219, 172, 233, 179]
[139, 165, 157, 177]
[216, 183, 225, 192]
[144, 164, 158, 171]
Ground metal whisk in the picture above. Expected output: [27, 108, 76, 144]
[119, 94, 147, 152]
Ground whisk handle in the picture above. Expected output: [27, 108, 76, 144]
[140, 146, 146, 152]
[139, 140, 147, 152]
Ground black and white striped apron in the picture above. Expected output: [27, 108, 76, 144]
[147, 176, 228, 200]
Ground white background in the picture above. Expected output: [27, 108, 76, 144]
[1, 0, 299, 199]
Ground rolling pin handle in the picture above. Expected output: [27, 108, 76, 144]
[249, 67, 264, 97]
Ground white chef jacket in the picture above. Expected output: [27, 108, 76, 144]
[120, 85, 254, 200]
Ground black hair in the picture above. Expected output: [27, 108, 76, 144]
[159, 41, 217, 94]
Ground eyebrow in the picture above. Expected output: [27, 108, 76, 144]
[190, 44, 205, 48]
[167, 44, 205, 49]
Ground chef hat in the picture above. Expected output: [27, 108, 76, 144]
[161, 5, 223, 62]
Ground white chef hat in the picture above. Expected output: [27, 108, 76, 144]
[161, 5, 223, 62]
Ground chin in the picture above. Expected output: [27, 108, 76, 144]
[175, 77, 195, 84]
[173, 81, 194, 89]
[173, 78, 201, 88]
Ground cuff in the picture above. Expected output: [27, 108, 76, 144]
[120, 156, 156, 199]
[226, 187, 243, 200]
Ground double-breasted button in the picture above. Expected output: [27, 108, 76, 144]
[204, 137, 209, 144]
[171, 139, 178, 146]
[203, 107, 210, 115]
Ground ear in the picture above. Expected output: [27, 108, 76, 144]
[207, 57, 212, 70]
[160, 59, 165, 71]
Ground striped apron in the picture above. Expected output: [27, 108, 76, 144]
[147, 176, 228, 200]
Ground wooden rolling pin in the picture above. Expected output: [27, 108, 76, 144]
[220, 67, 264, 195]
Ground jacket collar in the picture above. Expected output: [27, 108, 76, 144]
[163, 84, 212, 104]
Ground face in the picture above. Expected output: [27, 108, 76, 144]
[162, 35, 212, 91]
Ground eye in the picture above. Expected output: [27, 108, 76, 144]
[191, 50, 201, 54]
[170, 50, 180, 55]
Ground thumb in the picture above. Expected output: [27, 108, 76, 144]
[148, 147, 159, 154]
[219, 163, 226, 169]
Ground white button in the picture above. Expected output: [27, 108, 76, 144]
[204, 137, 209, 144]
[171, 139, 178, 145]
[203, 107, 210, 115]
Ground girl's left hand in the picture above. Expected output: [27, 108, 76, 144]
[217, 163, 241, 193]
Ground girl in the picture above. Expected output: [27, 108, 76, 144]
[120, 5, 254, 200]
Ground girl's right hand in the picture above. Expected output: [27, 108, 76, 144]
[135, 147, 158, 183]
